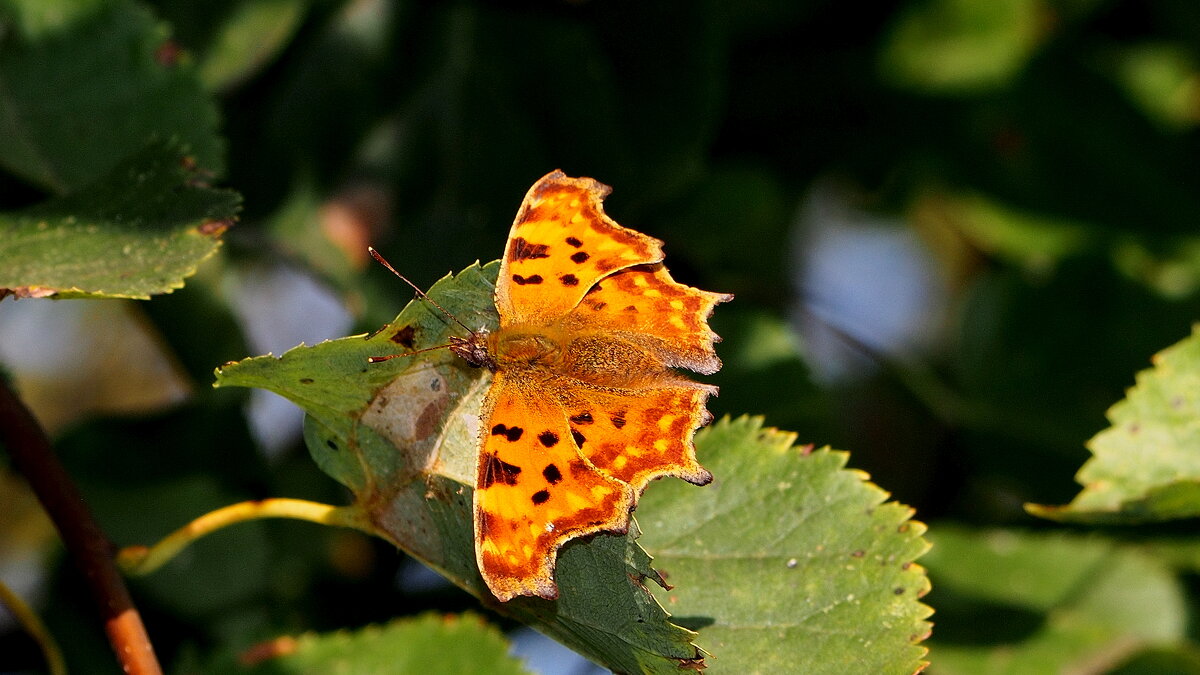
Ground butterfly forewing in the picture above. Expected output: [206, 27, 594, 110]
[496, 171, 664, 326]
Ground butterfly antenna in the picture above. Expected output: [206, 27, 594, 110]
[368, 246, 476, 336]
[367, 342, 458, 363]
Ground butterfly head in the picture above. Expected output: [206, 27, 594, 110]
[449, 331, 496, 371]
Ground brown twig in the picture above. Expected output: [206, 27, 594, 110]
[0, 377, 162, 674]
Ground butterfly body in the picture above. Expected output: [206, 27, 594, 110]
[465, 171, 731, 602]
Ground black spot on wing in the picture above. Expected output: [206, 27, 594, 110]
[571, 429, 587, 447]
[565, 236, 583, 247]
[481, 453, 522, 488]
[543, 464, 562, 484]
[510, 237, 550, 261]
[571, 251, 590, 263]
[531, 490, 550, 505]
[538, 431, 559, 447]
[569, 412, 593, 425]
[560, 274, 579, 286]
[512, 274, 544, 285]
[491, 424, 524, 442]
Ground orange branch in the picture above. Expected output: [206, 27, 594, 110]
[0, 377, 162, 675]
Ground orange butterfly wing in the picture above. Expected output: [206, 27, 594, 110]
[473, 171, 730, 602]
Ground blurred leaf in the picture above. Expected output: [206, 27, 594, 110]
[925, 527, 1187, 674]
[1108, 645, 1200, 674]
[196, 0, 310, 91]
[1028, 326, 1200, 523]
[0, 142, 240, 299]
[231, 613, 529, 675]
[0, 0, 223, 193]
[1111, 236, 1200, 299]
[1107, 42, 1200, 131]
[216, 262, 705, 673]
[636, 417, 933, 674]
[914, 191, 1092, 274]
[880, 0, 1048, 93]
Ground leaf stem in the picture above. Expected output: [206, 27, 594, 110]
[0, 578, 67, 675]
[117, 498, 375, 576]
[0, 376, 162, 675]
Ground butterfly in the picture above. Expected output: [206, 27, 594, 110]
[375, 171, 730, 602]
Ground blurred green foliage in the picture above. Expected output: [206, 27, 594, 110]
[3, 0, 1200, 672]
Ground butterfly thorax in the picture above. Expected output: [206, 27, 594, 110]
[489, 328, 563, 369]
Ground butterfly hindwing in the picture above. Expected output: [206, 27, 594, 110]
[474, 371, 633, 601]
[555, 381, 714, 493]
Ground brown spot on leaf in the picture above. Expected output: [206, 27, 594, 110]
[391, 324, 417, 348]
[154, 40, 183, 67]
[198, 219, 233, 236]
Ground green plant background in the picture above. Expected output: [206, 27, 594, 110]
[3, 0, 1200, 672]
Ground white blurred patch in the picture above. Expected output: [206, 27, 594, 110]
[508, 626, 607, 675]
[0, 298, 191, 434]
[394, 558, 452, 594]
[227, 263, 353, 457]
[792, 180, 947, 382]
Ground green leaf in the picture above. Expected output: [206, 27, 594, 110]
[215, 262, 705, 673]
[914, 192, 1093, 274]
[0, 0, 223, 193]
[879, 0, 1047, 94]
[1027, 326, 1200, 523]
[0, 142, 240, 299]
[233, 613, 530, 675]
[636, 417, 933, 675]
[195, 0, 310, 92]
[1108, 42, 1200, 132]
[924, 527, 1187, 674]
